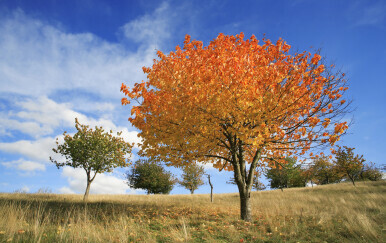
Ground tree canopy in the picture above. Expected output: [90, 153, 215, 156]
[50, 118, 133, 201]
[179, 163, 205, 194]
[121, 33, 351, 221]
[266, 157, 305, 190]
[311, 156, 341, 185]
[334, 146, 365, 186]
[127, 159, 175, 194]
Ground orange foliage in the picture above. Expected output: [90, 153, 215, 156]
[121, 33, 350, 169]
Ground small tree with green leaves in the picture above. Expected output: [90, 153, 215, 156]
[312, 156, 340, 185]
[360, 162, 382, 181]
[50, 118, 133, 201]
[179, 163, 205, 194]
[334, 146, 365, 186]
[127, 159, 175, 194]
[266, 157, 305, 191]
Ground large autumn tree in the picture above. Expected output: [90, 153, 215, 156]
[121, 33, 351, 221]
[50, 118, 133, 201]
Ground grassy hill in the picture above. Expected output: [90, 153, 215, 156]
[0, 181, 385, 242]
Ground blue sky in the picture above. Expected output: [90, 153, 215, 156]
[0, 0, 385, 195]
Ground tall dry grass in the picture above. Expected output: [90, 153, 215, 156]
[0, 180, 384, 242]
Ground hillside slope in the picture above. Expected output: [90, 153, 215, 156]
[0, 181, 385, 242]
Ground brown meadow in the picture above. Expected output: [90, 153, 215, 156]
[0, 181, 384, 242]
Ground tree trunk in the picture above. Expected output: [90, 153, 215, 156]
[348, 175, 356, 186]
[221, 135, 260, 221]
[207, 174, 213, 202]
[240, 191, 252, 221]
[83, 170, 97, 202]
[83, 179, 91, 202]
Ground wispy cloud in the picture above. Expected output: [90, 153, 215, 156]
[122, 1, 172, 47]
[348, 0, 386, 27]
[0, 8, 163, 99]
[0, 137, 58, 162]
[2, 159, 46, 172]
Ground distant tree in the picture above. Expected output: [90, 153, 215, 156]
[312, 156, 340, 185]
[179, 163, 205, 194]
[50, 118, 132, 201]
[360, 162, 383, 181]
[127, 159, 175, 194]
[229, 168, 266, 191]
[207, 174, 214, 202]
[302, 164, 316, 187]
[252, 171, 266, 191]
[266, 157, 305, 191]
[334, 146, 365, 186]
[36, 187, 52, 194]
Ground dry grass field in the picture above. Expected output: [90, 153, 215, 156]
[0, 181, 384, 242]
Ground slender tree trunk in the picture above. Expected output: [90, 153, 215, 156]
[348, 174, 356, 186]
[207, 174, 213, 202]
[83, 170, 97, 202]
[210, 186, 213, 202]
[83, 179, 91, 202]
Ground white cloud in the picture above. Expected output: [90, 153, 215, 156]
[0, 3, 177, 187]
[59, 167, 137, 194]
[2, 159, 46, 172]
[0, 96, 88, 138]
[120, 129, 141, 148]
[0, 121, 139, 166]
[2, 95, 140, 142]
[21, 186, 30, 193]
[0, 9, 159, 99]
[197, 161, 216, 170]
[0, 117, 51, 137]
[0, 137, 57, 162]
[15, 97, 85, 130]
[58, 187, 75, 194]
[122, 1, 171, 46]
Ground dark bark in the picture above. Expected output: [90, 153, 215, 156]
[348, 174, 356, 186]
